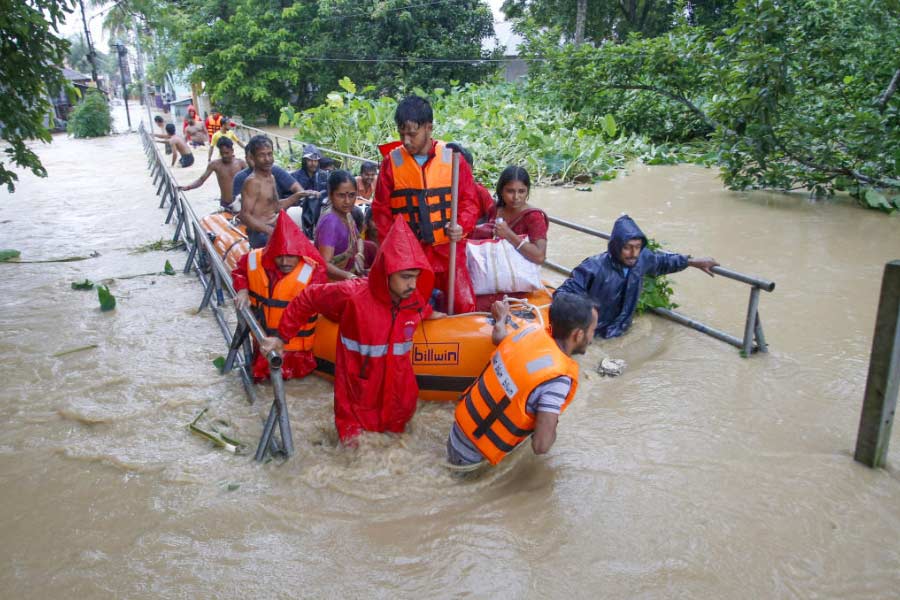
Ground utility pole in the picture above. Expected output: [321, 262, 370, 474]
[78, 0, 100, 88]
[115, 42, 132, 130]
[133, 23, 153, 125]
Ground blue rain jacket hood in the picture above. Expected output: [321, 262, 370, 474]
[556, 214, 688, 338]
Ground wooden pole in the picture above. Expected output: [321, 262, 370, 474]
[446, 151, 460, 315]
[854, 260, 900, 468]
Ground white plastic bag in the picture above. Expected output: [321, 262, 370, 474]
[466, 237, 542, 295]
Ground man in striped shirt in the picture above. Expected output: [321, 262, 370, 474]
[447, 293, 597, 466]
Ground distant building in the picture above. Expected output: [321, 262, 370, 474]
[48, 67, 107, 131]
[485, 21, 527, 82]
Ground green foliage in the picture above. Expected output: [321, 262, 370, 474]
[163, 260, 175, 275]
[0, 0, 74, 192]
[67, 91, 112, 138]
[177, 0, 499, 120]
[637, 238, 677, 312]
[0, 250, 21, 262]
[521, 0, 900, 212]
[212, 356, 225, 373]
[281, 79, 642, 186]
[97, 285, 116, 311]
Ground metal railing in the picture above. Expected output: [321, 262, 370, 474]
[543, 216, 775, 356]
[139, 123, 294, 461]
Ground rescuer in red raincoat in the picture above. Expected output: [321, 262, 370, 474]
[232, 211, 327, 381]
[261, 217, 440, 442]
[373, 95, 479, 313]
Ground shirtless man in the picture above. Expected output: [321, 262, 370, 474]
[159, 123, 195, 168]
[152, 115, 172, 154]
[185, 121, 208, 147]
[178, 138, 247, 207]
[240, 135, 306, 248]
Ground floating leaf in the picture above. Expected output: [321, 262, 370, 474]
[0, 249, 21, 262]
[575, 186, 593, 192]
[97, 285, 116, 311]
[164, 260, 176, 275]
[71, 279, 94, 290]
[212, 356, 226, 373]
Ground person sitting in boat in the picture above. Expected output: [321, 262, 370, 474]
[373, 96, 479, 313]
[445, 142, 495, 224]
[207, 118, 245, 163]
[556, 214, 719, 339]
[162, 123, 195, 168]
[260, 217, 445, 443]
[290, 145, 330, 239]
[232, 210, 328, 381]
[314, 170, 377, 281]
[232, 153, 305, 208]
[469, 166, 548, 311]
[446, 292, 598, 467]
[239, 135, 308, 248]
[178, 138, 247, 209]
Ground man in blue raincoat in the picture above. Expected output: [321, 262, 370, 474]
[556, 214, 719, 339]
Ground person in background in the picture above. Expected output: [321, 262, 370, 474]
[447, 293, 597, 467]
[185, 121, 208, 147]
[260, 217, 445, 443]
[153, 115, 172, 154]
[446, 142, 495, 224]
[182, 104, 201, 136]
[290, 145, 329, 239]
[239, 135, 306, 248]
[205, 109, 223, 142]
[355, 161, 378, 203]
[207, 119, 245, 162]
[373, 96, 479, 313]
[178, 138, 247, 208]
[232, 211, 327, 381]
[314, 170, 377, 281]
[556, 214, 719, 338]
[469, 165, 548, 311]
[161, 123, 194, 168]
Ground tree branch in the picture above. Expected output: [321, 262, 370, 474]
[876, 68, 900, 114]
[603, 83, 720, 132]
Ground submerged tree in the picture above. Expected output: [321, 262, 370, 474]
[520, 0, 900, 210]
[0, 0, 74, 192]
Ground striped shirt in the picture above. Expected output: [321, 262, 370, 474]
[447, 375, 572, 465]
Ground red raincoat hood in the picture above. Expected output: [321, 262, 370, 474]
[369, 216, 434, 305]
[262, 211, 325, 273]
[187, 104, 197, 117]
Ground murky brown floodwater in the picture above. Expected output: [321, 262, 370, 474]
[2, 111, 899, 599]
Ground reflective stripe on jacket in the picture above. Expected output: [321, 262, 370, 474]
[247, 248, 318, 351]
[388, 141, 453, 245]
[454, 325, 579, 465]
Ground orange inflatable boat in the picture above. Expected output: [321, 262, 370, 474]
[200, 212, 552, 401]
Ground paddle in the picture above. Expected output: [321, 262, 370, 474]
[447, 151, 460, 315]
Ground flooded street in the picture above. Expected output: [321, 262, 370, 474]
[1, 116, 899, 598]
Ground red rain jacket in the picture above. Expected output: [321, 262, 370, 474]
[278, 217, 434, 441]
[232, 211, 327, 380]
[373, 139, 477, 313]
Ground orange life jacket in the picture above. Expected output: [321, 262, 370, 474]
[388, 141, 453, 245]
[454, 325, 580, 465]
[246, 249, 318, 352]
[205, 114, 222, 139]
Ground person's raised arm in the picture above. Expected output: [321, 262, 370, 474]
[238, 177, 274, 234]
[179, 162, 215, 191]
[170, 140, 179, 167]
[207, 138, 215, 162]
[688, 256, 719, 277]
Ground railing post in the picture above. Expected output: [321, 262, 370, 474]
[741, 286, 761, 357]
[854, 260, 900, 468]
[254, 354, 294, 461]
